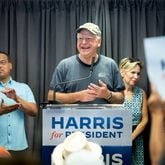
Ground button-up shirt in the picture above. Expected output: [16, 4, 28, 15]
[0, 77, 36, 151]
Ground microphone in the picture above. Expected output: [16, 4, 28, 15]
[50, 57, 95, 104]
[90, 56, 95, 73]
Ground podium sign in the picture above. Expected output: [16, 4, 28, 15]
[42, 104, 132, 165]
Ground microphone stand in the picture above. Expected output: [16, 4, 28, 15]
[49, 57, 95, 104]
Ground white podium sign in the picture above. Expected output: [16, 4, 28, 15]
[42, 104, 132, 165]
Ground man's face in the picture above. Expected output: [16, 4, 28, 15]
[77, 29, 101, 58]
[0, 53, 12, 81]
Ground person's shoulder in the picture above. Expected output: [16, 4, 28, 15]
[58, 55, 77, 65]
[99, 55, 118, 70]
[61, 55, 77, 62]
[100, 55, 113, 60]
[12, 80, 30, 88]
[135, 86, 146, 95]
[135, 86, 142, 91]
[100, 55, 116, 63]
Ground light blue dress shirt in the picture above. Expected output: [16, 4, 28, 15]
[0, 77, 36, 151]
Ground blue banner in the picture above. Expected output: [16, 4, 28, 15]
[42, 104, 132, 165]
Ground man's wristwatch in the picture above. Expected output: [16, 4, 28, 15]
[106, 91, 112, 102]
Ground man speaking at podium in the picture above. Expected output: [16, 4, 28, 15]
[48, 22, 125, 104]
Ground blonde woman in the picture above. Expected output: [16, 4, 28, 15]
[119, 57, 148, 165]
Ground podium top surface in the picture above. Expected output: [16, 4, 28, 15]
[41, 103, 124, 109]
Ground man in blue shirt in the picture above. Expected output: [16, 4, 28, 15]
[0, 51, 38, 156]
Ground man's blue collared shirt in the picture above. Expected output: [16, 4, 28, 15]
[0, 77, 36, 151]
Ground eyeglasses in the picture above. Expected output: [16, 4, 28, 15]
[0, 60, 8, 66]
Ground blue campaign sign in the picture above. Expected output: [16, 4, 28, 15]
[42, 104, 132, 165]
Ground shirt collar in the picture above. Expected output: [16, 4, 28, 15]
[0, 77, 12, 87]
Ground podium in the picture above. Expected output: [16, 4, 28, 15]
[42, 104, 132, 165]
